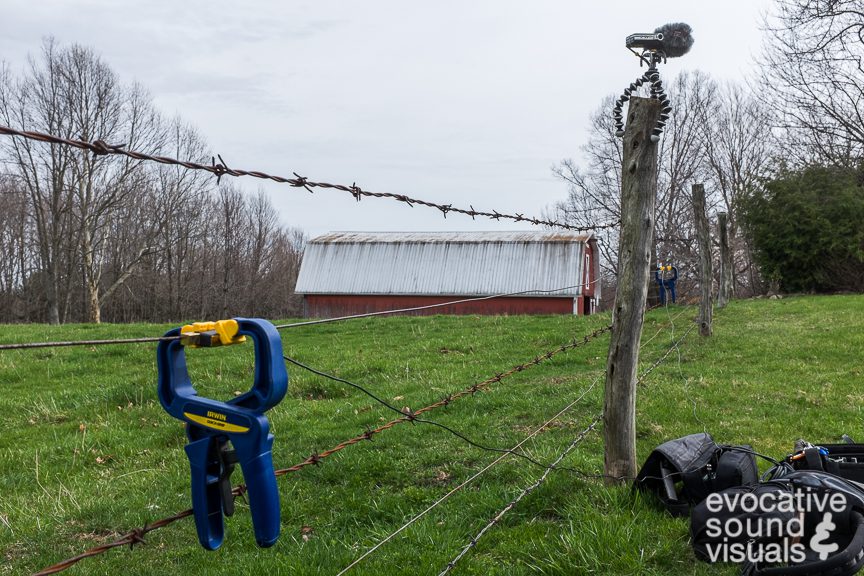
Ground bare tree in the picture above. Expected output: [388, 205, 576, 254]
[0, 176, 32, 321]
[653, 71, 715, 285]
[699, 82, 775, 295]
[759, 0, 864, 165]
[550, 71, 716, 301]
[549, 95, 623, 279]
[151, 118, 212, 321]
[1, 40, 166, 322]
[62, 47, 166, 322]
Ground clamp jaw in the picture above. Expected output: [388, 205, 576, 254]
[157, 318, 288, 550]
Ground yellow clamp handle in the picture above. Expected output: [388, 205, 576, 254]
[180, 319, 247, 348]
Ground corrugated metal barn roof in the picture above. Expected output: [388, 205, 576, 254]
[295, 231, 592, 297]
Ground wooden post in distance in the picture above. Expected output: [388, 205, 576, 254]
[716, 211, 732, 309]
[693, 183, 713, 337]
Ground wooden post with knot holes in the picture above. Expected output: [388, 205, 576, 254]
[716, 211, 732, 309]
[603, 96, 660, 484]
[693, 183, 713, 336]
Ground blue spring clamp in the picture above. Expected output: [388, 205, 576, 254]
[157, 318, 288, 550]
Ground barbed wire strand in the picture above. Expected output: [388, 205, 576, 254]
[636, 321, 696, 386]
[337, 316, 695, 576]
[439, 415, 602, 576]
[28, 302, 696, 576]
[437, 309, 698, 574]
[31, 508, 194, 576]
[0, 125, 619, 233]
[640, 304, 691, 349]
[0, 281, 601, 351]
[283, 347, 604, 476]
[334, 398, 603, 576]
[334, 317, 698, 575]
[270, 323, 611, 475]
[278, 307, 695, 480]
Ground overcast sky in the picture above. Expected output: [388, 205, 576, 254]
[0, 0, 770, 238]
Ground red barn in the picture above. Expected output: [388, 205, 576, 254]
[295, 231, 600, 318]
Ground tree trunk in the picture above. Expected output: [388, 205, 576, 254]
[693, 183, 713, 336]
[603, 96, 661, 484]
[717, 212, 733, 308]
[82, 226, 102, 323]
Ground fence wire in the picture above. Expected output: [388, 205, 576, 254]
[0, 124, 619, 233]
[0, 281, 601, 351]
[436, 314, 698, 574]
[438, 416, 602, 576]
[28, 307, 694, 575]
[334, 314, 697, 575]
[334, 396, 603, 576]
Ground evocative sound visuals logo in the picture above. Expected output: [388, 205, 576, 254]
[702, 489, 845, 564]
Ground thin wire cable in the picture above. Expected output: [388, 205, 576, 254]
[0, 124, 619, 233]
[28, 322, 613, 575]
[334, 394, 601, 576]
[275, 281, 599, 330]
[0, 335, 178, 351]
[0, 281, 601, 351]
[640, 305, 691, 349]
[438, 415, 601, 576]
[636, 321, 696, 386]
[337, 316, 701, 576]
[284, 348, 605, 477]
[664, 302, 707, 432]
[272, 323, 611, 474]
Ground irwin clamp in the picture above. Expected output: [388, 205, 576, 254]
[157, 318, 288, 550]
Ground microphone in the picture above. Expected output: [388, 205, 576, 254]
[654, 22, 694, 58]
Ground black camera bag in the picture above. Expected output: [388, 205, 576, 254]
[691, 470, 864, 576]
[635, 433, 759, 516]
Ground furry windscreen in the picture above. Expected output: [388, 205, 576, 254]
[655, 23, 694, 58]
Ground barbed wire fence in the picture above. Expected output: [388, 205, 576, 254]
[0, 125, 619, 233]
[26, 319, 613, 575]
[14, 301, 694, 575]
[0, 124, 716, 576]
[338, 316, 697, 576]
[25, 304, 693, 575]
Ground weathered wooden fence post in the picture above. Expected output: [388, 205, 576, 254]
[716, 211, 732, 309]
[693, 183, 713, 336]
[603, 96, 661, 484]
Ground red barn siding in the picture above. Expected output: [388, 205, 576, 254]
[304, 295, 574, 318]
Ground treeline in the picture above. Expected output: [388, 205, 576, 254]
[548, 0, 864, 298]
[0, 40, 305, 324]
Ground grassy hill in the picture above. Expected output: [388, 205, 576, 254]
[1, 295, 862, 575]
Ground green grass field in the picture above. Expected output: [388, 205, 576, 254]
[1, 295, 863, 575]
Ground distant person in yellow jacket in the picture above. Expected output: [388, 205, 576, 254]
[654, 265, 678, 305]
